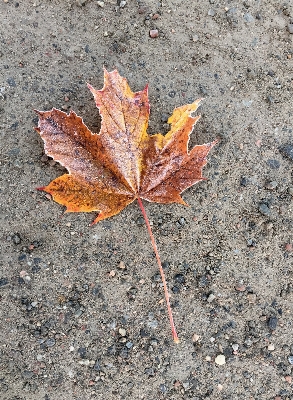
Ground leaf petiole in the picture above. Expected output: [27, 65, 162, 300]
[137, 197, 179, 343]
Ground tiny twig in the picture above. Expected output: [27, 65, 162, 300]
[137, 197, 179, 343]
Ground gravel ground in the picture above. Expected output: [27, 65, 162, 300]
[1, 0, 293, 399]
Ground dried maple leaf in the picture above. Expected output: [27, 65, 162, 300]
[35, 69, 217, 342]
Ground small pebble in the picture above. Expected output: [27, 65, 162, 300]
[265, 181, 278, 190]
[46, 338, 56, 347]
[40, 154, 49, 162]
[12, 233, 21, 245]
[22, 370, 34, 380]
[97, 0, 104, 6]
[288, 355, 293, 365]
[243, 13, 254, 23]
[268, 343, 275, 351]
[119, 328, 126, 336]
[159, 384, 167, 394]
[215, 354, 226, 365]
[147, 319, 158, 329]
[0, 277, 8, 287]
[280, 144, 293, 161]
[232, 343, 239, 351]
[192, 34, 199, 42]
[243, 99, 253, 107]
[240, 176, 248, 186]
[149, 29, 158, 38]
[174, 274, 185, 284]
[205, 355, 211, 361]
[118, 261, 126, 269]
[78, 359, 90, 366]
[266, 160, 280, 170]
[161, 113, 169, 123]
[208, 9, 215, 16]
[7, 77, 16, 87]
[192, 333, 200, 342]
[285, 243, 293, 252]
[268, 316, 278, 330]
[288, 24, 293, 34]
[207, 293, 216, 303]
[259, 203, 271, 217]
[235, 284, 246, 292]
[247, 293, 256, 304]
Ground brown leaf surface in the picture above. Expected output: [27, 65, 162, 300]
[36, 69, 217, 222]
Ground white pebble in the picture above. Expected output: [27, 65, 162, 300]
[207, 293, 216, 303]
[215, 354, 226, 365]
[78, 359, 90, 366]
[119, 328, 126, 336]
[268, 343, 275, 351]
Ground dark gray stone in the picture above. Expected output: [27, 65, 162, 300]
[7, 77, 16, 87]
[78, 347, 87, 358]
[161, 113, 169, 123]
[94, 360, 101, 371]
[280, 144, 293, 161]
[0, 278, 8, 287]
[46, 338, 56, 347]
[268, 316, 278, 330]
[174, 274, 185, 284]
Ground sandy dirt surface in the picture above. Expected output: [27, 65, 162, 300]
[1, 0, 293, 399]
